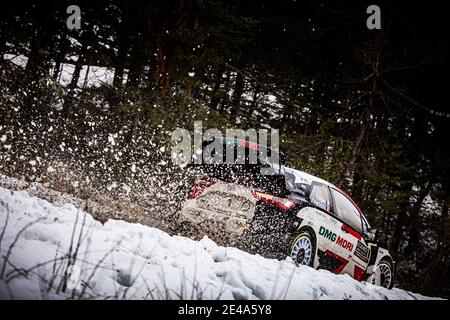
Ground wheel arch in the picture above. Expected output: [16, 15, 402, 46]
[378, 255, 395, 278]
[289, 225, 318, 267]
[379, 255, 394, 265]
[295, 225, 319, 266]
[374, 255, 395, 289]
[375, 250, 395, 267]
[294, 224, 317, 245]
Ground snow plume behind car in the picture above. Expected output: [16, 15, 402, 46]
[170, 121, 282, 176]
[176, 133, 289, 237]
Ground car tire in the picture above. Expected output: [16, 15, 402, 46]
[289, 230, 316, 267]
[367, 258, 394, 289]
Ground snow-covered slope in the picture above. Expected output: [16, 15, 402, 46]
[0, 185, 438, 300]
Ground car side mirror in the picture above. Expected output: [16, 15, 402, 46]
[363, 228, 377, 242]
[373, 229, 388, 248]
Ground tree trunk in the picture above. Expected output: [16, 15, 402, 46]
[390, 109, 427, 256]
[219, 71, 231, 114]
[209, 66, 225, 109]
[22, 29, 52, 120]
[113, 25, 129, 88]
[405, 177, 435, 257]
[248, 82, 260, 119]
[53, 33, 69, 81]
[231, 69, 245, 116]
[68, 43, 86, 90]
[126, 36, 145, 88]
[153, 29, 173, 96]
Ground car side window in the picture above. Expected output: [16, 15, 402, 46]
[308, 184, 331, 212]
[331, 189, 362, 233]
[361, 214, 370, 233]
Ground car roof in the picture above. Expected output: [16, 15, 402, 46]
[227, 138, 287, 158]
[280, 166, 337, 189]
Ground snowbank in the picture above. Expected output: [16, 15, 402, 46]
[3, 53, 123, 88]
[0, 185, 437, 300]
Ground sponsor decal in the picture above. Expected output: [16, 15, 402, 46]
[319, 226, 337, 242]
[354, 240, 370, 262]
[336, 235, 354, 252]
[319, 226, 354, 252]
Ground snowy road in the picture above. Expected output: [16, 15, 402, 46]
[0, 185, 438, 300]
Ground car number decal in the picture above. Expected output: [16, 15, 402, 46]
[196, 192, 254, 219]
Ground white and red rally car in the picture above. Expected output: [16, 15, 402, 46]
[280, 167, 395, 289]
[178, 140, 395, 289]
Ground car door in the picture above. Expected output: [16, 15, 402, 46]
[304, 182, 336, 257]
[329, 188, 370, 280]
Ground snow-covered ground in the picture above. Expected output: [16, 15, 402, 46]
[0, 183, 438, 300]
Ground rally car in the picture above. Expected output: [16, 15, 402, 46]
[178, 139, 395, 289]
[280, 167, 395, 289]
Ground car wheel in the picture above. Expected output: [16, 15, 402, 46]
[289, 230, 316, 267]
[367, 258, 394, 289]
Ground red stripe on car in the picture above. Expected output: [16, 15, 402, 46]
[325, 250, 349, 274]
[341, 224, 362, 240]
[354, 265, 365, 281]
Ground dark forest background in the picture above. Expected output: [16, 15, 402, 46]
[0, 0, 449, 298]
